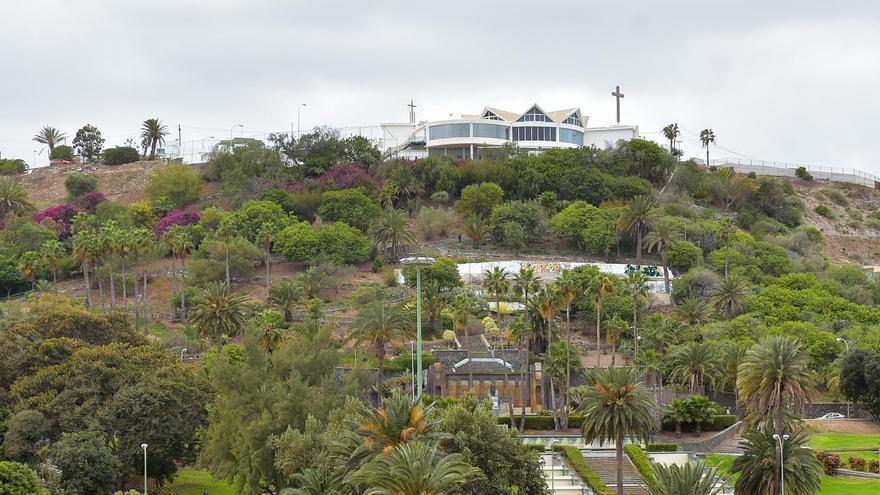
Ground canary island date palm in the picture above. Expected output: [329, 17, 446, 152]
[579, 366, 655, 495]
[287, 468, 341, 495]
[268, 278, 304, 322]
[355, 389, 447, 455]
[643, 220, 679, 293]
[348, 441, 481, 495]
[730, 426, 821, 495]
[649, 460, 724, 495]
[369, 207, 416, 260]
[33, 126, 67, 158]
[673, 296, 714, 326]
[0, 177, 32, 222]
[482, 266, 508, 315]
[737, 336, 816, 495]
[589, 275, 615, 366]
[618, 195, 659, 268]
[350, 299, 412, 403]
[662, 398, 692, 438]
[512, 264, 539, 304]
[670, 341, 719, 395]
[140, 118, 168, 160]
[710, 275, 749, 319]
[189, 281, 247, 348]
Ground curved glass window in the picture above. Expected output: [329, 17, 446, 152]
[559, 128, 584, 145]
[563, 114, 582, 126]
[429, 124, 470, 140]
[517, 107, 552, 122]
[473, 123, 509, 140]
[512, 126, 556, 142]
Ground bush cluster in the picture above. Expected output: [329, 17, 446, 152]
[816, 451, 841, 475]
[623, 444, 658, 492]
[102, 146, 140, 166]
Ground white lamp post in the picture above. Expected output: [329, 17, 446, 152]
[772, 434, 789, 495]
[297, 103, 307, 137]
[229, 124, 243, 149]
[837, 337, 851, 418]
[410, 340, 415, 400]
[140, 443, 148, 494]
[400, 256, 435, 398]
[180, 347, 188, 362]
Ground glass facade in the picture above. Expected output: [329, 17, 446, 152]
[563, 114, 582, 126]
[516, 107, 552, 122]
[472, 123, 509, 140]
[482, 111, 503, 121]
[512, 126, 556, 142]
[559, 128, 584, 145]
[429, 123, 470, 140]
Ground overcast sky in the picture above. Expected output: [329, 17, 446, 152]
[1, 1, 878, 172]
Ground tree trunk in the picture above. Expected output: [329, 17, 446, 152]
[97, 273, 104, 310]
[143, 271, 149, 335]
[563, 305, 571, 430]
[265, 246, 271, 296]
[695, 420, 703, 436]
[108, 262, 116, 309]
[150, 140, 158, 160]
[180, 256, 186, 320]
[225, 243, 231, 287]
[636, 229, 642, 268]
[662, 252, 670, 294]
[520, 349, 527, 432]
[169, 256, 176, 304]
[633, 293, 639, 363]
[774, 399, 784, 495]
[596, 304, 602, 367]
[121, 257, 127, 307]
[549, 377, 559, 431]
[376, 342, 385, 406]
[675, 421, 682, 438]
[615, 432, 624, 495]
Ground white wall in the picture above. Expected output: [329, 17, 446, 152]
[584, 125, 639, 149]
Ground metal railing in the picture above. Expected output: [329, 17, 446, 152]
[710, 158, 880, 183]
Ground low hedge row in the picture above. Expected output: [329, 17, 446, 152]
[553, 445, 614, 495]
[497, 415, 587, 429]
[646, 443, 678, 452]
[623, 445, 657, 492]
[661, 414, 738, 433]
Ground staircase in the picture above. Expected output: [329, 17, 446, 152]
[539, 452, 591, 495]
[580, 451, 650, 495]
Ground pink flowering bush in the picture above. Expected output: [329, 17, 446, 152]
[70, 191, 106, 213]
[316, 163, 372, 190]
[154, 210, 200, 235]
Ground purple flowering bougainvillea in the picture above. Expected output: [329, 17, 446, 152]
[154, 210, 200, 235]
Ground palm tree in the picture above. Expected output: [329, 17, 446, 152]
[348, 441, 481, 495]
[289, 468, 341, 495]
[0, 178, 32, 221]
[688, 395, 719, 436]
[699, 129, 716, 166]
[605, 315, 629, 366]
[649, 460, 724, 495]
[40, 240, 66, 291]
[370, 208, 416, 260]
[350, 299, 412, 402]
[673, 297, 714, 326]
[716, 341, 748, 410]
[512, 264, 540, 304]
[482, 266, 508, 315]
[17, 251, 40, 290]
[385, 165, 425, 208]
[534, 285, 560, 428]
[555, 277, 578, 426]
[461, 215, 490, 248]
[545, 340, 583, 430]
[627, 271, 649, 361]
[33, 126, 67, 158]
[268, 278, 304, 322]
[710, 276, 749, 319]
[189, 282, 247, 348]
[579, 366, 655, 495]
[256, 223, 276, 295]
[355, 389, 446, 454]
[737, 336, 816, 494]
[589, 276, 615, 367]
[730, 426, 821, 495]
[670, 341, 720, 395]
[72, 230, 97, 308]
[140, 118, 168, 160]
[662, 398, 692, 438]
[169, 227, 193, 318]
[661, 123, 680, 155]
[618, 195, 659, 268]
[643, 220, 679, 293]
[216, 219, 235, 286]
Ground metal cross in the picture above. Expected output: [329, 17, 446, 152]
[611, 85, 624, 124]
[408, 99, 417, 123]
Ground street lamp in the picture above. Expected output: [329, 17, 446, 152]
[140, 443, 148, 494]
[297, 103, 307, 138]
[180, 347, 188, 362]
[229, 124, 243, 149]
[772, 434, 789, 495]
[837, 338, 851, 418]
[400, 256, 435, 398]
[410, 340, 415, 400]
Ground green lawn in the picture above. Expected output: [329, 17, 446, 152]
[163, 468, 235, 495]
[809, 433, 880, 459]
[704, 454, 879, 495]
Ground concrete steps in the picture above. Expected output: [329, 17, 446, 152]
[580, 451, 649, 495]
[540, 453, 590, 495]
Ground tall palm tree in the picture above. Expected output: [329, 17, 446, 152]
[256, 223, 277, 296]
[512, 264, 539, 304]
[643, 220, 679, 293]
[716, 341, 748, 410]
[370, 208, 416, 260]
[661, 123, 680, 155]
[555, 277, 578, 426]
[16, 251, 40, 290]
[699, 129, 716, 166]
[618, 195, 659, 268]
[169, 227, 193, 318]
[189, 282, 247, 348]
[461, 215, 490, 248]
[33, 126, 67, 158]
[589, 276, 615, 367]
[730, 426, 821, 495]
[710, 275, 749, 319]
[670, 341, 720, 395]
[544, 340, 582, 431]
[348, 441, 481, 495]
[39, 239, 66, 291]
[482, 266, 508, 315]
[350, 299, 412, 402]
[737, 336, 816, 494]
[673, 297, 714, 326]
[268, 278, 304, 322]
[534, 285, 560, 427]
[605, 315, 629, 366]
[101, 221, 121, 309]
[579, 366, 655, 495]
[72, 230, 97, 308]
[627, 271, 649, 361]
[0, 178, 32, 221]
[649, 460, 724, 495]
[140, 118, 168, 160]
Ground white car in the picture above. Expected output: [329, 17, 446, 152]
[816, 412, 846, 420]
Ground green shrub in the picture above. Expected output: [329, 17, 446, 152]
[275, 222, 321, 261]
[624, 444, 658, 492]
[646, 443, 678, 452]
[554, 445, 613, 495]
[145, 163, 203, 208]
[102, 146, 140, 165]
[816, 452, 841, 475]
[316, 188, 380, 231]
[823, 189, 849, 207]
[706, 414, 738, 431]
[0, 159, 27, 175]
[417, 207, 456, 240]
[494, 415, 586, 429]
[171, 287, 200, 310]
[317, 222, 371, 265]
[848, 456, 866, 471]
[667, 240, 702, 273]
[795, 166, 813, 181]
[814, 204, 832, 218]
[50, 145, 74, 161]
[65, 173, 97, 198]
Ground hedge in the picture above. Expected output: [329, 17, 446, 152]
[646, 443, 678, 452]
[661, 414, 738, 433]
[103, 146, 140, 166]
[624, 444, 657, 492]
[554, 445, 613, 495]
[496, 415, 586, 430]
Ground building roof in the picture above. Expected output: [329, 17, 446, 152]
[481, 104, 583, 125]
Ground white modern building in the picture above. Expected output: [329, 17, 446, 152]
[380, 103, 638, 159]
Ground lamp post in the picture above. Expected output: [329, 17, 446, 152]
[229, 124, 243, 150]
[410, 340, 415, 400]
[297, 103, 307, 138]
[772, 434, 789, 495]
[140, 443, 148, 494]
[400, 256, 435, 398]
[180, 347, 187, 362]
[837, 337, 851, 418]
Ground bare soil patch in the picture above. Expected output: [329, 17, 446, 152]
[806, 419, 880, 434]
